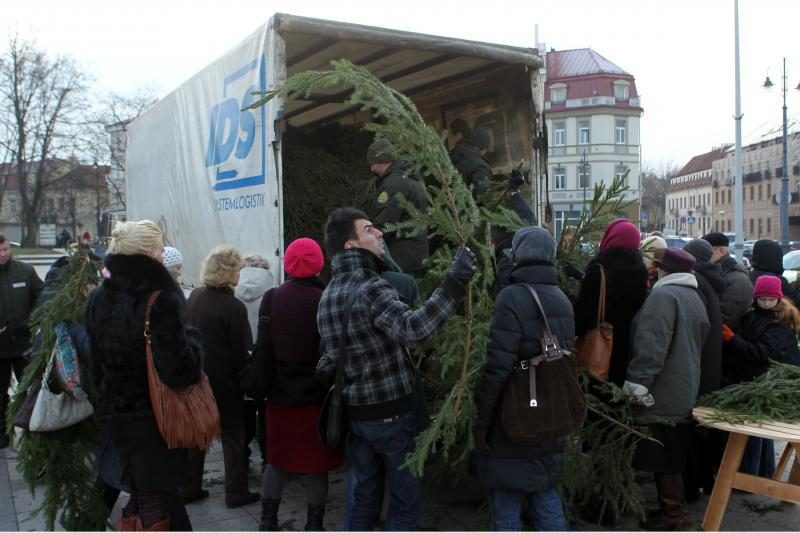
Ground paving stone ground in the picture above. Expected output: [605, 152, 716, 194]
[1, 436, 798, 531]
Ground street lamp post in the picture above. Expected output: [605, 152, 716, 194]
[580, 149, 588, 213]
[763, 58, 800, 252]
[93, 161, 101, 241]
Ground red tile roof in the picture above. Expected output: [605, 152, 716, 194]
[546, 48, 630, 79]
[675, 147, 730, 178]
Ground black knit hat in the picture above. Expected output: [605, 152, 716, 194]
[366, 139, 394, 165]
[702, 232, 729, 247]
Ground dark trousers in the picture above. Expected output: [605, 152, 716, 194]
[243, 399, 266, 464]
[184, 426, 249, 505]
[0, 357, 28, 438]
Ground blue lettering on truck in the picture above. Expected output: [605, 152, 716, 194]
[205, 56, 267, 192]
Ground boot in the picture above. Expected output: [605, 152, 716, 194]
[115, 513, 138, 532]
[640, 472, 692, 531]
[135, 515, 171, 531]
[259, 498, 280, 531]
[304, 504, 325, 531]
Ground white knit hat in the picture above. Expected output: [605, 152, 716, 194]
[163, 246, 183, 269]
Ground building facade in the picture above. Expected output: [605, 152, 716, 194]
[543, 48, 643, 236]
[665, 147, 728, 237]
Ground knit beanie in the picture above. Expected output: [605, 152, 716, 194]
[641, 236, 667, 260]
[162, 247, 183, 269]
[754, 275, 783, 300]
[366, 139, 394, 165]
[599, 219, 641, 253]
[683, 239, 713, 263]
[284, 238, 324, 279]
[702, 232, 729, 247]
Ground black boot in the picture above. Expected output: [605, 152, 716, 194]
[259, 498, 280, 531]
[304, 504, 325, 531]
[641, 473, 692, 531]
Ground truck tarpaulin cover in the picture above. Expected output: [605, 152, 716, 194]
[127, 24, 281, 288]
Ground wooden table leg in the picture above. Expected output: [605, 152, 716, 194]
[703, 432, 749, 531]
[773, 445, 792, 481]
[789, 444, 800, 486]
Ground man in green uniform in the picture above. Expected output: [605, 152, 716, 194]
[367, 139, 429, 275]
[450, 126, 492, 204]
[0, 234, 43, 448]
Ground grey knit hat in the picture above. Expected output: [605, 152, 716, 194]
[512, 227, 556, 265]
[682, 239, 713, 263]
[366, 139, 394, 165]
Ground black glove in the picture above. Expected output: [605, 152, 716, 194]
[563, 261, 584, 281]
[473, 426, 491, 454]
[447, 247, 477, 283]
[507, 169, 525, 192]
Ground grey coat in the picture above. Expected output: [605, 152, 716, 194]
[627, 273, 710, 423]
[718, 255, 753, 331]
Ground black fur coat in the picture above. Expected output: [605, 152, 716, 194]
[85, 253, 204, 422]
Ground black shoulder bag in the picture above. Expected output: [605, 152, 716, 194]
[317, 288, 359, 448]
[500, 283, 587, 445]
[238, 288, 276, 400]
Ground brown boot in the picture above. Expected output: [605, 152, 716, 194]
[135, 516, 171, 531]
[115, 513, 138, 532]
[640, 473, 692, 531]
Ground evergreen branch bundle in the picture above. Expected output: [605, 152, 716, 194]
[698, 361, 800, 424]
[5, 251, 105, 531]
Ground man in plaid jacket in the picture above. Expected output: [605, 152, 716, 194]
[317, 207, 475, 530]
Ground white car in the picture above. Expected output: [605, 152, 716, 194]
[782, 250, 800, 284]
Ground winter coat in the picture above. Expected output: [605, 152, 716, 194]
[0, 257, 43, 359]
[750, 239, 800, 308]
[718, 255, 753, 331]
[574, 247, 649, 386]
[316, 248, 463, 420]
[693, 260, 725, 395]
[234, 266, 275, 343]
[472, 263, 570, 492]
[268, 277, 329, 406]
[450, 140, 491, 202]
[372, 160, 429, 274]
[724, 306, 800, 384]
[85, 253, 204, 422]
[187, 286, 251, 429]
[627, 273, 710, 423]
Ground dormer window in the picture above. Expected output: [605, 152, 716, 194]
[550, 84, 566, 104]
[614, 80, 630, 102]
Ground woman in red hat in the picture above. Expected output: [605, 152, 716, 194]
[258, 237, 343, 531]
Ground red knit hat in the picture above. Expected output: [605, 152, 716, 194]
[599, 219, 641, 253]
[754, 275, 783, 300]
[284, 238, 324, 278]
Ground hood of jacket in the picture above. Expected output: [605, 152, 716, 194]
[653, 272, 698, 290]
[103, 253, 178, 293]
[331, 247, 387, 276]
[234, 266, 274, 302]
[450, 141, 488, 167]
[693, 260, 726, 294]
[509, 263, 559, 285]
[752, 240, 784, 274]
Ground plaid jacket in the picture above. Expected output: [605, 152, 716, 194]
[317, 248, 463, 416]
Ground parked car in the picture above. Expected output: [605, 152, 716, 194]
[664, 236, 691, 249]
[782, 250, 800, 284]
[742, 240, 756, 259]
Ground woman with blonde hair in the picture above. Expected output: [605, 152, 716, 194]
[85, 220, 204, 530]
[183, 245, 259, 508]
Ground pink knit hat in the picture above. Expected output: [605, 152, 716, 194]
[599, 219, 641, 253]
[284, 238, 324, 278]
[754, 275, 783, 300]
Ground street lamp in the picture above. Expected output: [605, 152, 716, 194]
[763, 58, 800, 252]
[580, 149, 588, 213]
[93, 160, 101, 241]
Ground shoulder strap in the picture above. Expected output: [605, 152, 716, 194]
[144, 290, 163, 339]
[257, 288, 275, 332]
[521, 283, 555, 339]
[333, 287, 361, 396]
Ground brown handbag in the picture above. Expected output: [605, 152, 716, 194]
[574, 265, 613, 380]
[500, 284, 586, 445]
[145, 290, 221, 450]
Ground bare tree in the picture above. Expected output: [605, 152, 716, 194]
[0, 34, 88, 246]
[640, 160, 679, 232]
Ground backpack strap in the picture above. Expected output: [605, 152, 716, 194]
[257, 288, 275, 333]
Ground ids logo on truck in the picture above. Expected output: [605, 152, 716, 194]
[205, 56, 266, 192]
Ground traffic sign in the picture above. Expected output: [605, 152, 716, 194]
[687, 216, 696, 224]
[641, 212, 649, 222]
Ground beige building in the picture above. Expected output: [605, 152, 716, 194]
[665, 147, 728, 237]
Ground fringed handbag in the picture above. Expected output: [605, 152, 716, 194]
[145, 290, 221, 450]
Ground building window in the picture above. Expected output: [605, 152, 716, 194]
[727, 220, 732, 232]
[758, 218, 763, 236]
[615, 164, 627, 185]
[551, 85, 566, 104]
[750, 219, 754, 235]
[614, 81, 630, 102]
[758, 184, 762, 200]
[9, 199, 16, 213]
[554, 166, 566, 190]
[615, 120, 627, 145]
[715, 191, 719, 204]
[579, 121, 590, 145]
[750, 186, 754, 201]
[767, 183, 771, 198]
[554, 122, 566, 146]
[578, 163, 591, 189]
[767, 217, 771, 234]
[728, 190, 731, 204]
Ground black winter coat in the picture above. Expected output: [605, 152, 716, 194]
[187, 286, 251, 429]
[86, 253, 203, 422]
[693, 261, 725, 395]
[450, 140, 492, 202]
[472, 263, 570, 492]
[0, 258, 43, 359]
[574, 248, 648, 386]
[724, 306, 800, 384]
[750, 239, 800, 308]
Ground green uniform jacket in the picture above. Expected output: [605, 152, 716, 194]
[0, 257, 44, 359]
[372, 160, 429, 274]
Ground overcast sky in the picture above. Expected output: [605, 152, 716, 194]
[4, 0, 800, 171]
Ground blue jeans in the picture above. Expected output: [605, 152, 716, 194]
[488, 486, 566, 531]
[740, 437, 775, 478]
[346, 411, 420, 531]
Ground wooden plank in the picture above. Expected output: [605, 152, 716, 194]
[732, 472, 800, 503]
[693, 407, 800, 440]
[703, 433, 748, 531]
[789, 444, 800, 486]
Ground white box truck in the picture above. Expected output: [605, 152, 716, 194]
[126, 13, 545, 287]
